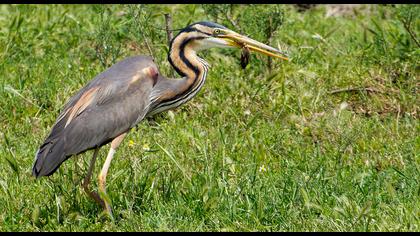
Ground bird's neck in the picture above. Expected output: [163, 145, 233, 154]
[168, 43, 209, 94]
[147, 44, 209, 116]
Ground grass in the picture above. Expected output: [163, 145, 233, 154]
[0, 4, 419, 231]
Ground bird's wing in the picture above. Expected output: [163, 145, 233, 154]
[33, 56, 159, 177]
[58, 56, 159, 153]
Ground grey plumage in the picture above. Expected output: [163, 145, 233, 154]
[33, 56, 157, 177]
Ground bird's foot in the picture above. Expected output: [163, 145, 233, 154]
[83, 187, 106, 208]
[98, 189, 114, 221]
[99, 208, 114, 222]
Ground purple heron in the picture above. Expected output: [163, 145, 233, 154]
[32, 21, 288, 218]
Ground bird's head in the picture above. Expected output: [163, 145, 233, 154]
[170, 21, 289, 62]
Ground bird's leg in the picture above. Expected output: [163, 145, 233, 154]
[82, 147, 105, 208]
[98, 132, 127, 220]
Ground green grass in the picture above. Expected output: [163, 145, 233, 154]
[0, 4, 419, 231]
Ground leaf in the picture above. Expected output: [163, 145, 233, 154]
[32, 205, 40, 226]
[3, 134, 19, 174]
[300, 187, 310, 206]
[4, 155, 19, 174]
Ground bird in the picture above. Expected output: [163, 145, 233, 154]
[32, 21, 288, 219]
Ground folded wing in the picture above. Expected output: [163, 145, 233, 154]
[33, 56, 159, 177]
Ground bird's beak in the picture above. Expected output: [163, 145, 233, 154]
[219, 32, 289, 61]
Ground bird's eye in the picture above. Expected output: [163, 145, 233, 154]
[214, 29, 221, 35]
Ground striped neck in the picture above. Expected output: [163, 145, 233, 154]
[167, 37, 210, 95]
[147, 35, 209, 116]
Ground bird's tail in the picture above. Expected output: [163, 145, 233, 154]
[32, 137, 67, 178]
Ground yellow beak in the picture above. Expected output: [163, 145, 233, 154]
[219, 32, 289, 61]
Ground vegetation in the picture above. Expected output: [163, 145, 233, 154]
[0, 4, 418, 231]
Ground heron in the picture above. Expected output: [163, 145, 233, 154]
[32, 21, 288, 218]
